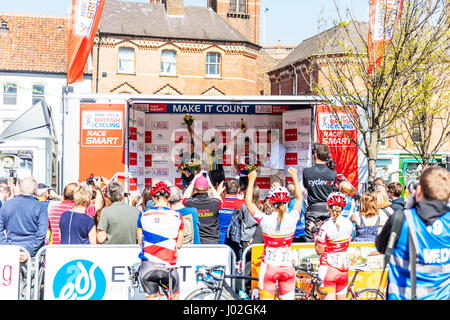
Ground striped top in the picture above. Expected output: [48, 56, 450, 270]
[48, 201, 96, 245]
[138, 206, 184, 266]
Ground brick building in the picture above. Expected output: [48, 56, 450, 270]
[92, 0, 275, 95]
[269, 21, 449, 183]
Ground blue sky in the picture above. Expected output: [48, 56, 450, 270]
[0, 0, 369, 45]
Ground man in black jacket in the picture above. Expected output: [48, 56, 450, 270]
[302, 143, 337, 242]
[386, 182, 406, 212]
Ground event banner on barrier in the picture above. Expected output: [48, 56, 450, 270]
[0, 246, 20, 300]
[42, 245, 234, 300]
[250, 242, 388, 298]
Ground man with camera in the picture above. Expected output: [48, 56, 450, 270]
[302, 143, 338, 242]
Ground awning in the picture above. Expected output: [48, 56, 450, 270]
[0, 100, 56, 141]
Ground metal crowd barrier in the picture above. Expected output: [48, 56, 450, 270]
[0, 245, 32, 300]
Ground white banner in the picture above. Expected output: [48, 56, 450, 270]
[0, 246, 21, 300]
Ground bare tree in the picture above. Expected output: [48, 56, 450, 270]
[306, 0, 449, 180]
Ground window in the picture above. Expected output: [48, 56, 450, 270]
[206, 52, 221, 77]
[3, 82, 17, 105]
[161, 50, 177, 75]
[229, 0, 247, 14]
[32, 84, 45, 105]
[118, 47, 135, 74]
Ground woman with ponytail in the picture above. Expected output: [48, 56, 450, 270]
[245, 167, 302, 300]
[315, 192, 354, 300]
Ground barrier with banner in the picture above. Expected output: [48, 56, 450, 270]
[0, 245, 32, 300]
[244, 242, 388, 298]
[36, 244, 235, 300]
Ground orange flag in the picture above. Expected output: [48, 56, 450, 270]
[67, 0, 106, 85]
[367, 0, 403, 74]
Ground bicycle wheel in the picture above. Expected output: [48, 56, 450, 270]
[352, 288, 385, 300]
[185, 288, 237, 300]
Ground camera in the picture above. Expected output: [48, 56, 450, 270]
[326, 156, 336, 170]
[365, 180, 376, 193]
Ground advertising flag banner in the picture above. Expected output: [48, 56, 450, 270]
[316, 105, 358, 189]
[67, 0, 106, 85]
[368, 0, 403, 73]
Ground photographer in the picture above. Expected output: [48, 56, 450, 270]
[376, 166, 450, 300]
[302, 143, 338, 242]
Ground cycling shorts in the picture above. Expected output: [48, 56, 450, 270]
[318, 265, 348, 296]
[139, 260, 180, 296]
[258, 262, 296, 300]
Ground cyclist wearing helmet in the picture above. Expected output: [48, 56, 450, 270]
[246, 167, 303, 300]
[315, 192, 354, 300]
[137, 181, 184, 300]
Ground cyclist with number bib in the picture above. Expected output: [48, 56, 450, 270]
[137, 181, 184, 300]
[245, 167, 303, 300]
[315, 192, 354, 300]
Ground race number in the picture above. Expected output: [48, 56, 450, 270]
[264, 247, 292, 266]
[327, 253, 350, 269]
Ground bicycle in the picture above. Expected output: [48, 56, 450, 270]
[347, 265, 386, 300]
[294, 264, 326, 300]
[127, 262, 180, 300]
[185, 265, 259, 300]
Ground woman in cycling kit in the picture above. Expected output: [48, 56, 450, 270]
[245, 167, 303, 300]
[137, 181, 184, 300]
[315, 192, 354, 300]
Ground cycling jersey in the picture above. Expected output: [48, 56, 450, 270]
[253, 208, 300, 266]
[316, 215, 353, 295]
[316, 216, 353, 271]
[253, 208, 299, 300]
[138, 206, 184, 265]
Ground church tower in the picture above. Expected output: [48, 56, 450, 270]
[208, 0, 260, 45]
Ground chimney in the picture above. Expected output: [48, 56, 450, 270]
[164, 0, 184, 16]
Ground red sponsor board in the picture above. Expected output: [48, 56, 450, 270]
[129, 152, 137, 166]
[148, 104, 168, 113]
[272, 105, 289, 113]
[316, 105, 358, 188]
[285, 152, 298, 165]
[255, 177, 270, 190]
[175, 178, 182, 189]
[284, 128, 298, 142]
[129, 177, 138, 191]
[145, 131, 152, 143]
[145, 154, 152, 167]
[129, 127, 137, 141]
[145, 178, 152, 188]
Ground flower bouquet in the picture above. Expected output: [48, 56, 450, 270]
[188, 158, 202, 174]
[244, 164, 258, 174]
[182, 113, 194, 128]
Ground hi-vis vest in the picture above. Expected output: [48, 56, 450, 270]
[388, 208, 450, 300]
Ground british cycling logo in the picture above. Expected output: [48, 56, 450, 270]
[53, 259, 106, 300]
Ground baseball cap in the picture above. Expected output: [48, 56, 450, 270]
[194, 176, 209, 190]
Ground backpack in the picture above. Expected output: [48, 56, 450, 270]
[182, 214, 194, 244]
[226, 208, 241, 244]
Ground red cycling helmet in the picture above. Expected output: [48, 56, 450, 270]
[327, 192, 347, 209]
[151, 181, 171, 198]
[268, 186, 291, 205]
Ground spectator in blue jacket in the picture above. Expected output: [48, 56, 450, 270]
[0, 176, 47, 262]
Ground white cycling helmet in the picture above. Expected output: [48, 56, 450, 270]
[268, 186, 291, 204]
